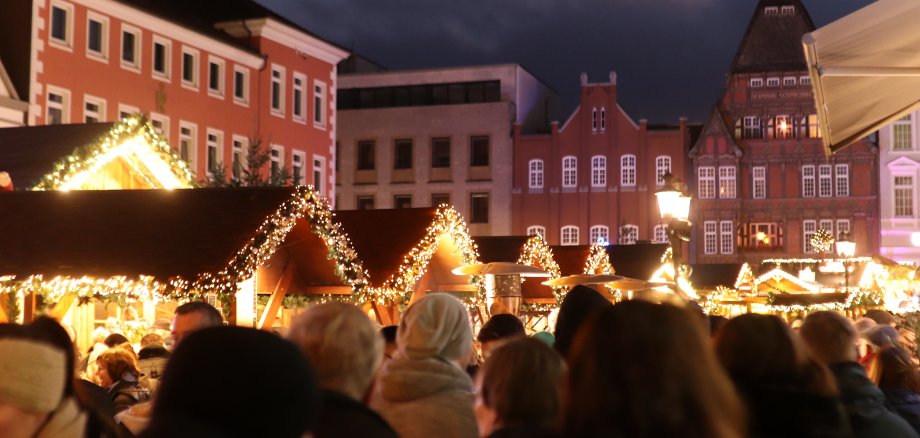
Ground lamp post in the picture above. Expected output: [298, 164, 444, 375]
[655, 173, 692, 300]
[836, 231, 856, 293]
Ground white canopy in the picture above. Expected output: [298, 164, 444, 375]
[803, 0, 920, 155]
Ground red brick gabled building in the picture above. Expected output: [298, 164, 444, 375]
[512, 72, 691, 246]
[689, 0, 879, 264]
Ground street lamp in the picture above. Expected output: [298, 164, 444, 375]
[655, 173, 692, 300]
[836, 231, 856, 292]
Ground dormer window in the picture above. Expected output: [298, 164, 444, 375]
[764, 6, 778, 15]
[766, 77, 780, 87]
[781, 5, 794, 14]
[783, 77, 796, 86]
[750, 78, 763, 88]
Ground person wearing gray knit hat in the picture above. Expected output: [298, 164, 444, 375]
[0, 338, 68, 438]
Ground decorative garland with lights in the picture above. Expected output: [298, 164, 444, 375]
[811, 229, 834, 253]
[33, 115, 195, 191]
[517, 235, 564, 307]
[584, 244, 615, 275]
[734, 263, 755, 293]
[763, 256, 873, 265]
[0, 275, 159, 307]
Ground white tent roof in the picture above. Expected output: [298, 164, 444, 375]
[803, 0, 920, 155]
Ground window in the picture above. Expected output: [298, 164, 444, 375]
[231, 136, 246, 180]
[893, 115, 913, 151]
[803, 220, 817, 253]
[600, 107, 607, 132]
[271, 65, 285, 115]
[704, 221, 717, 255]
[800, 75, 812, 85]
[270, 145, 284, 177]
[83, 95, 105, 123]
[720, 221, 734, 254]
[802, 165, 816, 197]
[719, 166, 736, 198]
[150, 113, 169, 139]
[206, 130, 223, 176]
[818, 164, 832, 197]
[753, 166, 766, 199]
[394, 139, 413, 169]
[561, 226, 579, 246]
[743, 116, 762, 139]
[208, 57, 225, 97]
[773, 115, 793, 139]
[117, 103, 138, 120]
[181, 47, 199, 89]
[835, 164, 849, 197]
[233, 66, 249, 105]
[836, 220, 850, 238]
[86, 13, 108, 60]
[291, 152, 305, 185]
[470, 193, 489, 223]
[766, 77, 780, 87]
[781, 5, 794, 14]
[653, 224, 667, 243]
[698, 167, 716, 199]
[313, 156, 326, 195]
[46, 87, 69, 124]
[590, 226, 609, 245]
[292, 73, 306, 122]
[394, 195, 413, 209]
[750, 78, 763, 88]
[527, 226, 546, 239]
[591, 156, 606, 188]
[356, 196, 375, 210]
[470, 136, 489, 166]
[800, 114, 822, 138]
[529, 159, 544, 189]
[431, 193, 450, 206]
[620, 155, 636, 186]
[120, 25, 141, 71]
[178, 122, 197, 171]
[783, 77, 796, 86]
[819, 219, 834, 239]
[895, 175, 914, 218]
[152, 37, 170, 79]
[764, 6, 779, 15]
[49, 2, 73, 49]
[432, 138, 451, 168]
[741, 223, 781, 250]
[562, 156, 577, 188]
[655, 156, 671, 185]
[619, 225, 638, 245]
[314, 81, 327, 127]
[356, 141, 375, 170]
[591, 107, 597, 132]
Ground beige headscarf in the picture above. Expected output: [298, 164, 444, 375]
[0, 339, 67, 413]
[397, 294, 472, 362]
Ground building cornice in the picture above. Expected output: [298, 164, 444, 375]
[216, 19, 349, 65]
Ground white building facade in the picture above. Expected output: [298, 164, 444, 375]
[880, 112, 920, 263]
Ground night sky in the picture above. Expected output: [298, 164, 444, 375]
[256, 0, 873, 124]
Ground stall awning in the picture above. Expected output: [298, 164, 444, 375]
[803, 0, 920, 155]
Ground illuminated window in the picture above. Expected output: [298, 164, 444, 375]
[773, 115, 793, 139]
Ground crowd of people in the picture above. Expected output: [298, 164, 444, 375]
[3, 286, 920, 437]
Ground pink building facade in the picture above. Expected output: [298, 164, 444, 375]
[0, 0, 347, 196]
[512, 72, 690, 246]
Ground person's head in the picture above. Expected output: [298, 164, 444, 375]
[708, 315, 729, 337]
[287, 302, 383, 401]
[398, 293, 472, 365]
[140, 333, 165, 349]
[477, 314, 526, 359]
[864, 324, 900, 352]
[877, 347, 920, 393]
[799, 311, 858, 365]
[96, 347, 140, 388]
[0, 335, 68, 438]
[104, 333, 130, 349]
[380, 325, 398, 361]
[475, 337, 566, 436]
[553, 285, 612, 358]
[91, 327, 111, 346]
[563, 300, 744, 438]
[864, 309, 897, 327]
[171, 301, 223, 347]
[531, 331, 555, 347]
[714, 314, 837, 397]
[28, 317, 76, 397]
[144, 326, 319, 438]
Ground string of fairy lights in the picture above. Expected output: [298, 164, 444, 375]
[584, 244, 615, 275]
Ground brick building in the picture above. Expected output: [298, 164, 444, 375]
[689, 0, 878, 264]
[0, 0, 347, 195]
[511, 72, 691, 246]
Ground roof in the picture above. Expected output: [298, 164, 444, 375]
[690, 264, 743, 289]
[0, 188, 295, 280]
[551, 246, 593, 276]
[0, 123, 116, 188]
[729, 0, 815, 74]
[606, 243, 669, 279]
[474, 236, 530, 263]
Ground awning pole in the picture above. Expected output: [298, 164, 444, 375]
[819, 66, 920, 77]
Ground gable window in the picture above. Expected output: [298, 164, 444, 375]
[313, 156, 326, 195]
[720, 221, 734, 254]
[120, 25, 141, 71]
[619, 225, 638, 245]
[292, 73, 306, 122]
[356, 140, 375, 170]
[470, 193, 489, 223]
[178, 122, 197, 171]
[781, 5, 794, 14]
[562, 156, 577, 188]
[181, 47, 199, 89]
[743, 116, 762, 139]
[49, 2, 73, 49]
[233, 66, 249, 105]
[292, 152, 305, 185]
[600, 107, 606, 132]
[719, 166, 736, 198]
[152, 37, 170, 80]
[314, 81, 327, 127]
[270, 145, 284, 178]
[835, 164, 849, 197]
[394, 139, 413, 169]
[431, 138, 451, 168]
[561, 226, 579, 246]
[86, 14, 108, 60]
[895, 175, 915, 218]
[83, 96, 106, 123]
[653, 224, 667, 243]
[783, 77, 796, 86]
[800, 76, 811, 86]
[698, 167, 716, 199]
[753, 166, 766, 199]
[46, 87, 70, 125]
[655, 156, 671, 185]
[620, 154, 636, 186]
[206, 129, 223, 176]
[818, 164, 832, 197]
[893, 115, 913, 151]
[749, 78, 763, 88]
[764, 6, 779, 16]
[591, 107, 597, 132]
[801, 165, 816, 197]
[527, 226, 545, 239]
[271, 65, 285, 115]
[470, 136, 490, 166]
[704, 221, 717, 255]
[590, 225, 609, 245]
[766, 77, 780, 87]
[803, 220, 817, 253]
[529, 159, 544, 189]
[591, 155, 606, 188]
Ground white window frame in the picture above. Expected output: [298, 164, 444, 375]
[836, 219, 850, 237]
[892, 115, 913, 151]
[562, 156, 577, 188]
[718, 166, 736, 198]
[753, 166, 766, 199]
[818, 164, 832, 198]
[181, 46, 200, 90]
[774, 115, 793, 139]
[178, 121, 198, 173]
[151, 35, 171, 82]
[270, 64, 285, 117]
[292, 72, 307, 123]
[820, 219, 834, 238]
[119, 23, 142, 73]
[527, 226, 545, 239]
[620, 154, 636, 186]
[290, 151, 305, 186]
[783, 77, 796, 86]
[655, 156, 671, 186]
[835, 164, 849, 197]
[82, 94, 106, 123]
[764, 6, 778, 16]
[803, 220, 817, 253]
[698, 166, 716, 199]
[207, 55, 225, 99]
[781, 5, 794, 14]
[600, 107, 606, 132]
[233, 65, 250, 107]
[704, 221, 717, 255]
[800, 76, 811, 86]
[48, 1, 74, 51]
[117, 103, 139, 120]
[802, 165, 816, 198]
[720, 221, 734, 254]
[743, 116, 761, 139]
[270, 144, 284, 177]
[205, 129, 224, 177]
[85, 12, 109, 63]
[619, 225, 638, 245]
[46, 86, 71, 124]
[149, 112, 169, 141]
[528, 159, 544, 189]
[749, 78, 763, 88]
[590, 225, 609, 245]
[312, 155, 326, 195]
[894, 175, 915, 218]
[653, 224, 667, 243]
[591, 155, 606, 188]
[591, 107, 597, 132]
[561, 226, 580, 246]
[313, 80, 328, 128]
[766, 77, 780, 87]
[231, 135, 247, 180]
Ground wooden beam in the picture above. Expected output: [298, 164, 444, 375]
[301, 285, 352, 295]
[408, 273, 431, 307]
[0, 301, 8, 323]
[257, 264, 296, 331]
[22, 293, 36, 323]
[372, 302, 393, 326]
[49, 294, 77, 321]
[427, 284, 477, 292]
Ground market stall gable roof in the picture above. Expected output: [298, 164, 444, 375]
[756, 268, 823, 294]
[474, 236, 530, 263]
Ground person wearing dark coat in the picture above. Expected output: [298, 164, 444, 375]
[876, 347, 920, 434]
[801, 311, 919, 438]
[553, 285, 611, 358]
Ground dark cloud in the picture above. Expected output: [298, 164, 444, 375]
[257, 0, 874, 123]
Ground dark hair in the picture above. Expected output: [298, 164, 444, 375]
[477, 314, 525, 343]
[380, 325, 398, 344]
[174, 301, 223, 327]
[554, 285, 611, 358]
[563, 301, 744, 438]
[877, 347, 920, 393]
[708, 315, 729, 336]
[104, 333, 130, 348]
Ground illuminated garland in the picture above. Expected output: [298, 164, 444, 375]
[33, 115, 195, 190]
[763, 257, 873, 265]
[811, 229, 834, 253]
[734, 263, 755, 293]
[584, 244, 615, 275]
[518, 234, 564, 305]
[0, 275, 159, 306]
